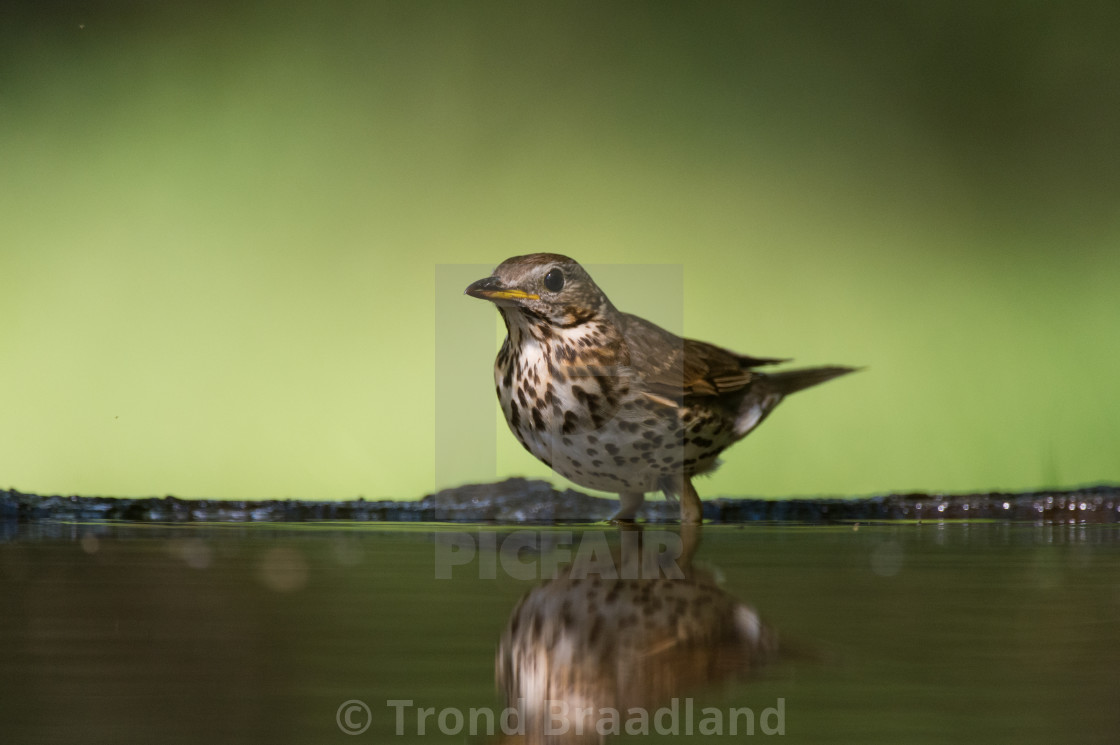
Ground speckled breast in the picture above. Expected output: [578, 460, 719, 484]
[494, 335, 736, 494]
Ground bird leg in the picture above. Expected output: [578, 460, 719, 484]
[611, 491, 645, 523]
[680, 477, 702, 524]
[678, 522, 701, 570]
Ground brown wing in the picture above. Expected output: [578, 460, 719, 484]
[619, 313, 788, 403]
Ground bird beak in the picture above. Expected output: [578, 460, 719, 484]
[464, 276, 540, 302]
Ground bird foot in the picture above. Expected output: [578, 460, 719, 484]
[680, 479, 703, 525]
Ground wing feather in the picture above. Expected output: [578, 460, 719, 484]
[619, 313, 787, 403]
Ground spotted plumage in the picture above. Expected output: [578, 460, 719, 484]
[495, 528, 776, 739]
[466, 253, 856, 523]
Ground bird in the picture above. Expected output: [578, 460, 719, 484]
[465, 253, 856, 524]
[495, 525, 776, 743]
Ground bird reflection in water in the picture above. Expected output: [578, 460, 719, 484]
[495, 525, 777, 743]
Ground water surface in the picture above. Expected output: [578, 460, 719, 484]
[2, 521, 1117, 743]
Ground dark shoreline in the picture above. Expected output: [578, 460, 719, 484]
[3, 478, 1119, 524]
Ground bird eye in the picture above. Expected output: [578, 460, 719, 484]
[544, 268, 565, 293]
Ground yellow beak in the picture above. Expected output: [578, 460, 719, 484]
[465, 277, 539, 302]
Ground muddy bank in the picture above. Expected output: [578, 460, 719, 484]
[3, 478, 1118, 524]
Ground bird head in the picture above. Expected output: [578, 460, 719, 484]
[465, 253, 612, 328]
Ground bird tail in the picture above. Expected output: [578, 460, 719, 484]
[732, 365, 858, 438]
[767, 365, 859, 396]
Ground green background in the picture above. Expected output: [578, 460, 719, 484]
[2, 1, 1118, 501]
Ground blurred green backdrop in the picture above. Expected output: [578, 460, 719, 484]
[2, 1, 1118, 501]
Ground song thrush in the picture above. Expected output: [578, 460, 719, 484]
[496, 526, 776, 742]
[466, 253, 856, 524]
